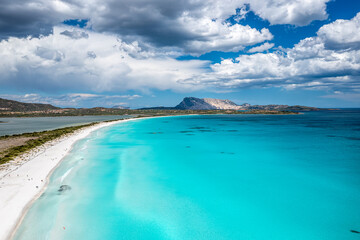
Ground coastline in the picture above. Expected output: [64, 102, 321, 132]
[0, 117, 145, 240]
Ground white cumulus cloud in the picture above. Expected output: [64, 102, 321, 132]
[180, 13, 360, 93]
[0, 0, 332, 54]
[317, 12, 360, 50]
[248, 42, 274, 53]
[181, 16, 273, 55]
[0, 26, 209, 93]
[248, 0, 330, 26]
[1, 8, 359, 97]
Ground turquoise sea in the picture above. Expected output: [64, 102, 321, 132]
[14, 111, 360, 240]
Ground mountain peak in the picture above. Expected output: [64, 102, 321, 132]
[175, 97, 242, 110]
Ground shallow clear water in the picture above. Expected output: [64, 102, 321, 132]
[14, 111, 360, 240]
[0, 115, 129, 136]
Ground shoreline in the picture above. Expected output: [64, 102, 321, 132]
[0, 117, 152, 240]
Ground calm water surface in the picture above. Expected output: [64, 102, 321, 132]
[14, 110, 360, 240]
[0, 115, 129, 136]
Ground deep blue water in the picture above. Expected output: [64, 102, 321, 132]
[0, 115, 129, 136]
[14, 110, 360, 240]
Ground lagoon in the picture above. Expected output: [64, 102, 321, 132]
[0, 115, 129, 136]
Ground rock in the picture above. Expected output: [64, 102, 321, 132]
[175, 97, 214, 110]
[58, 185, 71, 192]
[175, 97, 243, 110]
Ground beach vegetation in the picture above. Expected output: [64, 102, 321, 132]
[0, 122, 100, 165]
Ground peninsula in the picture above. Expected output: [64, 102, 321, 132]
[0, 97, 320, 118]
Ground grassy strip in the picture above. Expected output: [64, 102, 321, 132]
[0, 122, 101, 165]
[0, 118, 126, 165]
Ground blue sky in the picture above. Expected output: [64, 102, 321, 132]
[0, 0, 359, 108]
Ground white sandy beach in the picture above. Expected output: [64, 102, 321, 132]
[0, 118, 136, 240]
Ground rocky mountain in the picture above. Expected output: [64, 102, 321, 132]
[175, 97, 214, 110]
[0, 98, 59, 112]
[202, 98, 243, 110]
[174, 97, 320, 111]
[112, 105, 130, 109]
[175, 97, 243, 110]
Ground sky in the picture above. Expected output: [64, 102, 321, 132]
[0, 0, 360, 108]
